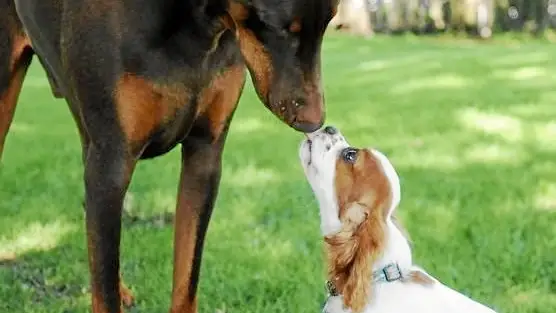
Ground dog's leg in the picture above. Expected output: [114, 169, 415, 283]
[0, 30, 32, 162]
[74, 71, 146, 313]
[84, 142, 136, 313]
[169, 65, 245, 313]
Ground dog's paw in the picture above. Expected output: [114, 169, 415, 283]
[120, 282, 135, 308]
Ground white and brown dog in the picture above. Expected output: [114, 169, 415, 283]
[299, 126, 498, 313]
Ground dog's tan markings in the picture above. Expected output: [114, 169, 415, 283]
[169, 65, 244, 313]
[197, 65, 246, 139]
[227, 1, 249, 22]
[331, 6, 338, 17]
[91, 291, 111, 313]
[114, 74, 168, 144]
[170, 206, 199, 313]
[299, 82, 324, 125]
[236, 27, 272, 102]
[88, 266, 133, 312]
[0, 34, 32, 160]
[325, 149, 393, 313]
[289, 18, 302, 33]
[228, 3, 273, 104]
[119, 279, 135, 308]
[114, 74, 192, 145]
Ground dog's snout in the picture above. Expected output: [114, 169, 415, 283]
[323, 125, 337, 135]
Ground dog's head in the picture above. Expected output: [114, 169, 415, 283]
[299, 126, 400, 227]
[299, 126, 401, 312]
[224, 0, 338, 133]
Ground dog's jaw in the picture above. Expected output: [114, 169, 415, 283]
[299, 129, 349, 236]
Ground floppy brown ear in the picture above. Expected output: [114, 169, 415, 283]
[325, 202, 386, 313]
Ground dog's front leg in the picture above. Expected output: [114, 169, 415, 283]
[169, 65, 244, 313]
[84, 144, 136, 313]
[169, 138, 223, 313]
[0, 26, 33, 162]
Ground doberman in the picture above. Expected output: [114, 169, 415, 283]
[0, 0, 339, 312]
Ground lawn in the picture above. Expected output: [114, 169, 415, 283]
[1, 33, 556, 313]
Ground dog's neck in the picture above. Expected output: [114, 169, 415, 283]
[371, 215, 412, 272]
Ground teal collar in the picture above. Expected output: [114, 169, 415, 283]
[322, 263, 405, 312]
[372, 262, 405, 283]
[325, 262, 405, 295]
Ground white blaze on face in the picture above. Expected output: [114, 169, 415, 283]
[299, 129, 350, 236]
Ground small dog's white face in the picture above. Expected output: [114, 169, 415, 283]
[299, 126, 401, 236]
[299, 126, 350, 236]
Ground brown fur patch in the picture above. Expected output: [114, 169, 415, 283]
[169, 65, 244, 312]
[9, 35, 30, 71]
[227, 2, 249, 22]
[230, 4, 272, 104]
[289, 18, 302, 33]
[324, 149, 393, 313]
[114, 74, 192, 144]
[119, 280, 135, 308]
[0, 35, 32, 159]
[236, 27, 272, 101]
[405, 269, 436, 286]
[197, 65, 246, 139]
[170, 205, 199, 313]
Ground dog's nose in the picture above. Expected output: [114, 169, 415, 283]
[323, 125, 337, 135]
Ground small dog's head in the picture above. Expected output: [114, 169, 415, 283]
[299, 126, 400, 229]
[299, 125, 401, 313]
[224, 0, 339, 133]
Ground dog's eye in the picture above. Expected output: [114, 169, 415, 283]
[341, 148, 358, 164]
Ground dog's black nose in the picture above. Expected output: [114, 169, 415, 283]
[323, 125, 337, 135]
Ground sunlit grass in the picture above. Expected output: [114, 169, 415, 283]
[1, 34, 555, 313]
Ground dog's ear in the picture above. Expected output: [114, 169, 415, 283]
[325, 201, 385, 313]
[341, 212, 385, 312]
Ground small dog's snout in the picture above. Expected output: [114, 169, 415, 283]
[323, 125, 337, 135]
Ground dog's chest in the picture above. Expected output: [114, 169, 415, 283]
[137, 64, 246, 159]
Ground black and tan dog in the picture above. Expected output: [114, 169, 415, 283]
[0, 0, 339, 312]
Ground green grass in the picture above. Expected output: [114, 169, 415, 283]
[1, 33, 556, 313]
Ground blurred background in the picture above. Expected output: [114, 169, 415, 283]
[330, 0, 556, 39]
[1, 2, 556, 313]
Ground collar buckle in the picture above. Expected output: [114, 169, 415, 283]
[382, 263, 403, 282]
